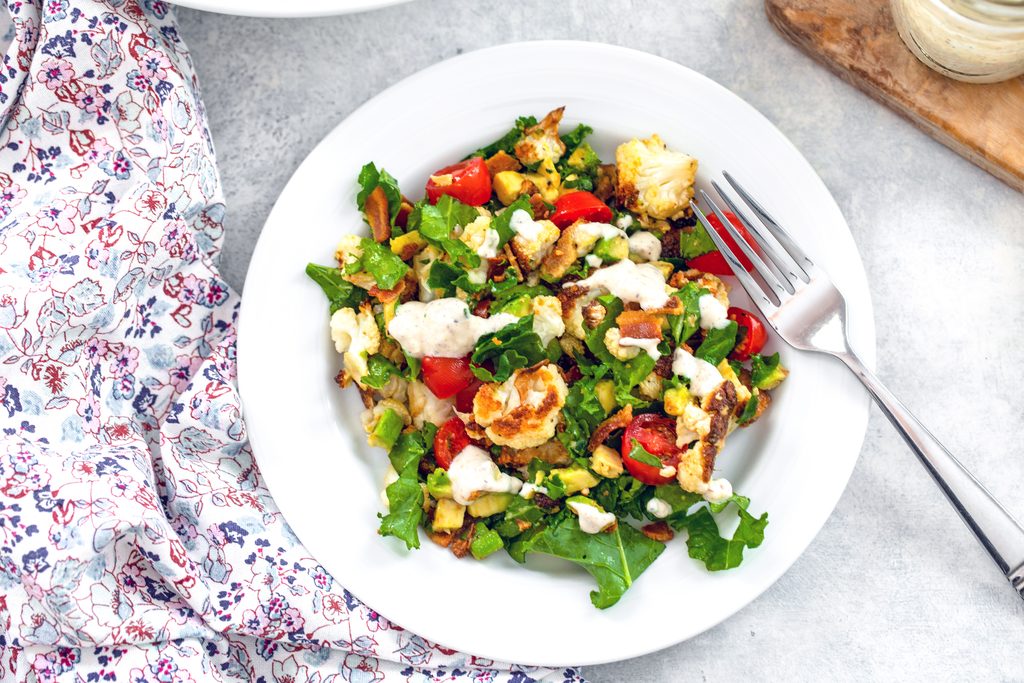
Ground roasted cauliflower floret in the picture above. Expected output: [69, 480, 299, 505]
[412, 245, 443, 302]
[616, 134, 697, 221]
[514, 107, 567, 166]
[334, 234, 363, 268]
[330, 305, 380, 386]
[676, 381, 737, 497]
[531, 295, 565, 346]
[508, 210, 560, 271]
[360, 398, 412, 445]
[408, 379, 454, 428]
[603, 327, 640, 361]
[459, 215, 501, 259]
[473, 363, 568, 449]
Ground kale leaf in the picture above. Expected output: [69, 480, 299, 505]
[667, 282, 707, 345]
[469, 316, 547, 382]
[677, 223, 717, 259]
[377, 432, 428, 550]
[557, 366, 609, 459]
[510, 513, 665, 608]
[357, 238, 410, 290]
[410, 195, 481, 267]
[695, 321, 738, 366]
[491, 195, 532, 248]
[670, 496, 768, 571]
[305, 263, 367, 314]
[469, 115, 538, 158]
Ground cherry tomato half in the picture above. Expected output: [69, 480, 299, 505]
[434, 417, 471, 469]
[454, 377, 484, 413]
[621, 413, 685, 486]
[686, 211, 758, 276]
[549, 191, 613, 229]
[728, 307, 768, 361]
[420, 356, 475, 399]
[425, 157, 492, 206]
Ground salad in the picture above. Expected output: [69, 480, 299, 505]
[306, 107, 789, 608]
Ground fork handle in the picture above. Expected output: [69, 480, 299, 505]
[838, 351, 1024, 599]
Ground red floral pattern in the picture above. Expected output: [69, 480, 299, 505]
[0, 2, 585, 681]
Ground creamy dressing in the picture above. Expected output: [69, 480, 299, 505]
[672, 347, 724, 398]
[619, 336, 662, 360]
[628, 231, 662, 262]
[477, 227, 501, 259]
[388, 298, 517, 358]
[658, 465, 677, 478]
[519, 482, 548, 500]
[698, 294, 730, 330]
[509, 209, 546, 241]
[447, 445, 523, 505]
[567, 259, 669, 310]
[576, 221, 627, 243]
[615, 214, 634, 230]
[568, 501, 617, 534]
[646, 497, 672, 519]
[585, 254, 603, 268]
[700, 477, 733, 504]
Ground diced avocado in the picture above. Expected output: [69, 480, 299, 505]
[549, 466, 600, 495]
[494, 497, 546, 539]
[595, 379, 616, 414]
[663, 386, 691, 416]
[650, 260, 674, 279]
[368, 408, 403, 450]
[593, 235, 629, 263]
[467, 492, 514, 518]
[493, 171, 529, 206]
[567, 142, 600, 172]
[433, 498, 466, 531]
[590, 445, 624, 479]
[389, 230, 426, 258]
[470, 523, 504, 560]
[524, 158, 561, 203]
[565, 494, 603, 510]
[492, 294, 532, 317]
[751, 352, 789, 390]
[426, 468, 452, 499]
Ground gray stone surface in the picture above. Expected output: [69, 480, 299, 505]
[175, 1, 1024, 679]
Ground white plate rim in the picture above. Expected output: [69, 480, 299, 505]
[237, 40, 877, 667]
[173, 0, 413, 18]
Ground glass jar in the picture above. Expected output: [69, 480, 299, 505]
[890, 0, 1024, 83]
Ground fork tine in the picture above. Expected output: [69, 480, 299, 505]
[690, 200, 778, 316]
[722, 171, 813, 283]
[703, 186, 795, 297]
[709, 180, 797, 295]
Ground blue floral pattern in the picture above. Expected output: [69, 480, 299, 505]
[0, 2, 586, 681]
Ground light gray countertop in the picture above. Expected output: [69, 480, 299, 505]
[175, 1, 1024, 679]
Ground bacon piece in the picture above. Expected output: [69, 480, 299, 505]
[587, 405, 633, 452]
[616, 310, 662, 340]
[641, 521, 675, 542]
[485, 150, 521, 175]
[364, 185, 391, 242]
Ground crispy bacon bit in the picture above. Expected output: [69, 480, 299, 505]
[364, 185, 391, 242]
[396, 197, 414, 229]
[497, 440, 572, 468]
[653, 355, 674, 378]
[485, 150, 522, 175]
[582, 300, 607, 329]
[594, 163, 617, 202]
[502, 243, 524, 282]
[334, 369, 351, 388]
[534, 493, 559, 511]
[644, 296, 684, 316]
[616, 310, 662, 340]
[449, 519, 476, 558]
[641, 521, 675, 542]
[529, 193, 551, 220]
[587, 405, 633, 452]
[357, 386, 375, 409]
[738, 390, 771, 427]
[428, 530, 454, 548]
[557, 285, 588, 317]
[368, 273, 414, 304]
[660, 229, 681, 260]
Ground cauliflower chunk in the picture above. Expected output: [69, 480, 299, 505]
[459, 215, 501, 259]
[473, 363, 568, 449]
[412, 245, 443, 302]
[408, 379, 454, 428]
[616, 134, 697, 221]
[508, 211, 560, 271]
[603, 327, 640, 361]
[531, 295, 565, 347]
[330, 306, 380, 386]
[514, 107, 567, 166]
[334, 234, 363, 268]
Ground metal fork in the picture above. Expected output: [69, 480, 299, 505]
[690, 173, 1024, 601]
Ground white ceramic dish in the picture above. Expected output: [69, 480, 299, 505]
[173, 0, 412, 18]
[237, 41, 876, 667]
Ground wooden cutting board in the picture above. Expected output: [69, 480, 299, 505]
[765, 0, 1024, 192]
